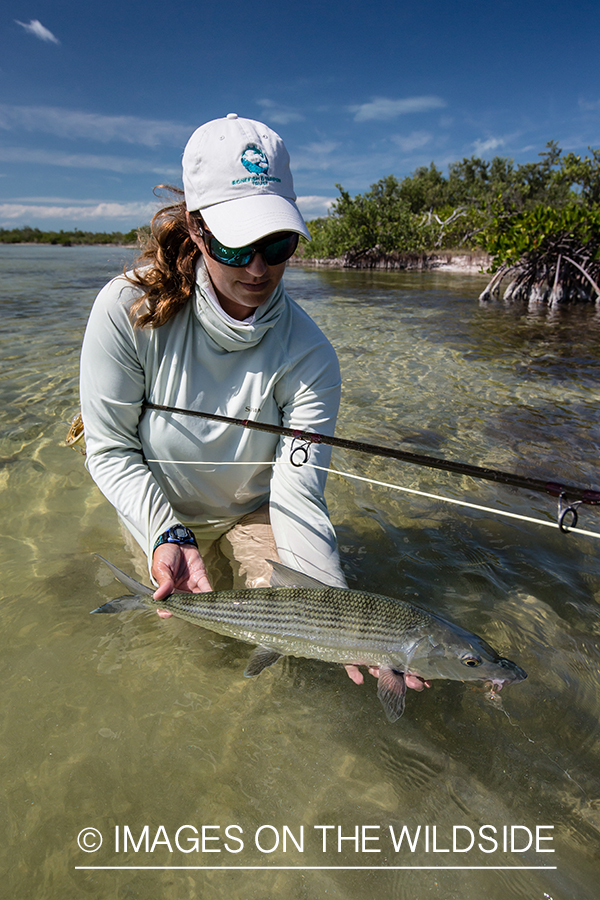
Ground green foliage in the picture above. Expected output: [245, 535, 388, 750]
[307, 177, 431, 261]
[0, 226, 141, 245]
[475, 180, 600, 303]
[477, 203, 600, 268]
[396, 163, 449, 213]
[305, 142, 600, 264]
[558, 147, 600, 206]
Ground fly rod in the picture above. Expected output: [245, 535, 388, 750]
[142, 401, 600, 508]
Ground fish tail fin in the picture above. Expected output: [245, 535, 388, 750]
[96, 554, 154, 596]
[90, 594, 148, 614]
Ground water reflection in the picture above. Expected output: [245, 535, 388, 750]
[1, 248, 599, 899]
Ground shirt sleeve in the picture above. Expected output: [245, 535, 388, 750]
[79, 278, 180, 560]
[270, 320, 347, 588]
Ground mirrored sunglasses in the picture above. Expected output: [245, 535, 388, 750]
[199, 224, 299, 268]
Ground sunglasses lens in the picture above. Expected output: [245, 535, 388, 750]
[262, 233, 299, 265]
[204, 229, 299, 267]
[208, 238, 253, 267]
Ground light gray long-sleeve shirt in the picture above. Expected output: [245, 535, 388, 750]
[80, 263, 346, 586]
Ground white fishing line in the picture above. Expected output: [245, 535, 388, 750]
[144, 458, 600, 540]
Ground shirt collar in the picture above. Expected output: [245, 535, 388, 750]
[202, 275, 256, 327]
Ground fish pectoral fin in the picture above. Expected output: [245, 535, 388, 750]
[267, 560, 328, 590]
[244, 646, 283, 677]
[90, 594, 148, 613]
[377, 665, 407, 722]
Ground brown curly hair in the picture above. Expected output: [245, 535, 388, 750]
[127, 186, 202, 328]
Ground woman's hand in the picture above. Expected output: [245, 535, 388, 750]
[151, 543, 212, 616]
[344, 665, 431, 691]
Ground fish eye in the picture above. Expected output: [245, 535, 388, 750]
[461, 655, 482, 667]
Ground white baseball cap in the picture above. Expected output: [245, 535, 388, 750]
[182, 113, 310, 246]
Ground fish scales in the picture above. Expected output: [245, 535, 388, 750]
[92, 556, 527, 721]
[150, 587, 436, 662]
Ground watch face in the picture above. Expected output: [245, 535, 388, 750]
[172, 525, 188, 540]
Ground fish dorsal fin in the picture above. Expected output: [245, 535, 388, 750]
[96, 555, 154, 596]
[268, 560, 328, 590]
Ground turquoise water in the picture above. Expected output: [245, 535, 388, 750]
[1, 245, 599, 899]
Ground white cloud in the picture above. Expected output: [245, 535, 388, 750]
[15, 19, 60, 44]
[256, 99, 304, 125]
[0, 200, 160, 223]
[391, 131, 433, 153]
[0, 145, 179, 176]
[0, 104, 191, 147]
[301, 141, 339, 155]
[351, 96, 446, 122]
[296, 195, 336, 219]
[472, 136, 505, 155]
[292, 141, 340, 173]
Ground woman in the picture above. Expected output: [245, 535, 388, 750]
[80, 113, 428, 693]
[80, 113, 346, 600]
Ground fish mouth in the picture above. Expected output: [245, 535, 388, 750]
[486, 659, 528, 691]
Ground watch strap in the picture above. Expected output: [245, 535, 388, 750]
[153, 525, 198, 553]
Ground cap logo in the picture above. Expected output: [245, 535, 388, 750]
[232, 143, 281, 186]
[241, 144, 269, 175]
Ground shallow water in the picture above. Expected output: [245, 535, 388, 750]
[1, 245, 599, 899]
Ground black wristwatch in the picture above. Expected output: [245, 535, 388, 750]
[153, 524, 198, 553]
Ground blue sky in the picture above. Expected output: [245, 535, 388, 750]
[2, 0, 600, 232]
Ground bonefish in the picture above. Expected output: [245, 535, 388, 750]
[91, 556, 526, 721]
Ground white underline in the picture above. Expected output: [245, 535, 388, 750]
[75, 865, 557, 870]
